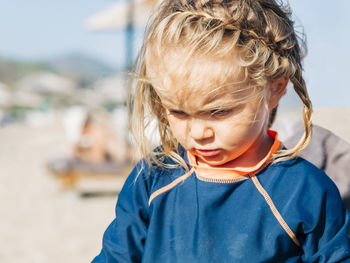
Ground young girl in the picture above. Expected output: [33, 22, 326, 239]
[93, 0, 350, 262]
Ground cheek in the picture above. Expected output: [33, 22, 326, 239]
[217, 109, 267, 144]
[218, 120, 252, 143]
[167, 117, 187, 142]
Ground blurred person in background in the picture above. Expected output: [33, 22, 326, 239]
[284, 123, 350, 211]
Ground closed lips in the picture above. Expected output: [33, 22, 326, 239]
[195, 149, 221, 157]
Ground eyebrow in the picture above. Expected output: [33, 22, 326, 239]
[203, 91, 227, 105]
[159, 97, 181, 109]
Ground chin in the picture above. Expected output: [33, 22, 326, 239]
[198, 156, 228, 167]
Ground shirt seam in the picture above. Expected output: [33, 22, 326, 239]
[148, 168, 195, 206]
[195, 173, 249, 183]
[249, 174, 301, 247]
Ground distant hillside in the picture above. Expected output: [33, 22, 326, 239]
[0, 52, 118, 88]
[45, 53, 117, 87]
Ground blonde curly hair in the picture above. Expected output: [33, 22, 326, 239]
[130, 0, 312, 168]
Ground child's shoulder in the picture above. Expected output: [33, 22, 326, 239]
[258, 156, 343, 208]
[263, 156, 338, 190]
[272, 155, 333, 182]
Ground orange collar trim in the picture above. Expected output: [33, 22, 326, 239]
[187, 130, 281, 181]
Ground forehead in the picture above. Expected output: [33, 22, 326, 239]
[146, 48, 252, 110]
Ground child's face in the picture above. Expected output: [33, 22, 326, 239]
[149, 49, 286, 167]
[157, 82, 272, 167]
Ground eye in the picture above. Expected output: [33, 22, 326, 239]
[168, 109, 189, 118]
[210, 108, 233, 118]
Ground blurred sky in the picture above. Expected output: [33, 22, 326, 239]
[0, 0, 349, 106]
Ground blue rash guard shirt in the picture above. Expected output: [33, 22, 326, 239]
[92, 143, 350, 262]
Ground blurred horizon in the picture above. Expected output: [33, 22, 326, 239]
[1, 0, 350, 106]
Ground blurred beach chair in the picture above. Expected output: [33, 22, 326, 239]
[48, 109, 134, 194]
[47, 157, 131, 193]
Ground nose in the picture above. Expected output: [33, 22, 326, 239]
[189, 119, 214, 141]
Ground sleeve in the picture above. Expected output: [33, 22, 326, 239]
[300, 172, 350, 262]
[92, 162, 150, 263]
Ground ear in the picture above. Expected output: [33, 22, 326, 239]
[267, 76, 288, 110]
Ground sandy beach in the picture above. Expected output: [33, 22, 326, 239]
[0, 121, 121, 263]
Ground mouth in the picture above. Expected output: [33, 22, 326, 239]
[194, 148, 221, 157]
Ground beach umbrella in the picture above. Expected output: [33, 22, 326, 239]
[85, 0, 161, 69]
[85, 0, 160, 31]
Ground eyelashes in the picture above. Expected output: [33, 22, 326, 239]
[168, 108, 235, 119]
[167, 110, 189, 120]
[209, 108, 233, 117]
[168, 110, 187, 116]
